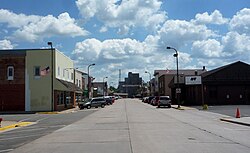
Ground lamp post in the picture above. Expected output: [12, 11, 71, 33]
[167, 46, 180, 108]
[47, 42, 54, 111]
[145, 71, 151, 96]
[87, 63, 95, 98]
[103, 77, 108, 97]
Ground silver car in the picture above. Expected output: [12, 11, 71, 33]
[79, 97, 106, 109]
[157, 96, 171, 108]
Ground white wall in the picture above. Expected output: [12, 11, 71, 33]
[55, 50, 74, 83]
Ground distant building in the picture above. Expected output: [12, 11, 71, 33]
[0, 49, 82, 112]
[92, 82, 108, 97]
[155, 68, 206, 97]
[118, 72, 142, 98]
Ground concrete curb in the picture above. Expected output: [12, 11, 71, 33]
[171, 105, 197, 110]
[220, 118, 250, 127]
[0, 122, 35, 132]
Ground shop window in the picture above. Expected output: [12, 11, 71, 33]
[7, 66, 14, 80]
[66, 96, 71, 104]
[60, 93, 64, 105]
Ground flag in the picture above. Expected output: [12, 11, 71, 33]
[40, 66, 50, 76]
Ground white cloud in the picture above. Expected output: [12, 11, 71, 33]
[13, 12, 89, 42]
[229, 8, 250, 34]
[222, 31, 250, 55]
[73, 38, 102, 62]
[76, 0, 166, 34]
[191, 39, 224, 58]
[0, 9, 41, 28]
[0, 39, 14, 49]
[157, 20, 215, 48]
[0, 9, 89, 42]
[71, 34, 194, 83]
[100, 26, 108, 33]
[193, 10, 228, 25]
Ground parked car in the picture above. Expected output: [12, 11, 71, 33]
[142, 97, 148, 102]
[151, 97, 158, 106]
[79, 97, 106, 109]
[104, 96, 113, 105]
[147, 96, 155, 104]
[156, 96, 171, 108]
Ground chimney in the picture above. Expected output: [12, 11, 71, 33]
[202, 66, 206, 71]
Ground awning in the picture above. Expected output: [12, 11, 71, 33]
[56, 79, 83, 93]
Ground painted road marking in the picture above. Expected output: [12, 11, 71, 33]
[0, 122, 35, 132]
[0, 149, 14, 153]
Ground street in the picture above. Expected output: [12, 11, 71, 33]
[1, 99, 250, 153]
[0, 109, 96, 152]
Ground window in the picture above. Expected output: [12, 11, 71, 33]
[58, 67, 60, 76]
[71, 73, 73, 80]
[34, 66, 40, 76]
[63, 70, 65, 77]
[79, 80, 81, 87]
[67, 71, 69, 79]
[7, 66, 14, 80]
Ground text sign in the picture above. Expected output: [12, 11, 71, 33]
[185, 76, 201, 85]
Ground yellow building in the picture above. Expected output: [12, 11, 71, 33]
[0, 48, 82, 112]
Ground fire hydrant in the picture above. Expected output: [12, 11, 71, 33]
[0, 118, 2, 127]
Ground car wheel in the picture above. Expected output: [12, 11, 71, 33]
[87, 105, 91, 109]
[101, 104, 105, 108]
[168, 105, 171, 108]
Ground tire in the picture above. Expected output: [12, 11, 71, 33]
[168, 105, 171, 108]
[87, 105, 91, 109]
[101, 104, 105, 108]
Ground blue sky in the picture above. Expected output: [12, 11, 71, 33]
[1, 0, 250, 86]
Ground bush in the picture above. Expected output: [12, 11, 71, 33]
[202, 104, 208, 110]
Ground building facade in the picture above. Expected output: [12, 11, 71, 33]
[0, 49, 82, 112]
[170, 61, 250, 105]
[119, 72, 142, 98]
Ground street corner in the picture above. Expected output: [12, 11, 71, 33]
[0, 121, 35, 132]
[220, 117, 250, 127]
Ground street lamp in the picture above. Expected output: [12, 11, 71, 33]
[166, 46, 180, 108]
[48, 42, 54, 111]
[103, 77, 108, 97]
[87, 63, 95, 98]
[145, 71, 151, 96]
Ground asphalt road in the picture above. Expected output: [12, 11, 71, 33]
[0, 109, 96, 153]
[5, 99, 250, 153]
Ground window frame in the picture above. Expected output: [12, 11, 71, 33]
[34, 66, 41, 77]
[7, 66, 14, 80]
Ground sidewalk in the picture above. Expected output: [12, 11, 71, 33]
[171, 105, 250, 127]
[220, 117, 250, 127]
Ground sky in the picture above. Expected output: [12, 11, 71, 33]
[0, 0, 250, 87]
